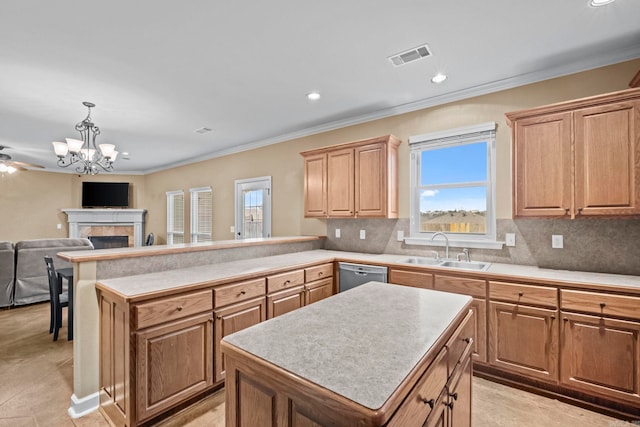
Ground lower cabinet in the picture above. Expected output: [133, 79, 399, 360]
[560, 311, 640, 406]
[214, 296, 267, 383]
[488, 301, 559, 382]
[305, 277, 333, 305]
[135, 313, 213, 422]
[389, 268, 434, 289]
[267, 285, 305, 319]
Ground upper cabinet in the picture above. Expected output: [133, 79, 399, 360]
[301, 135, 401, 218]
[507, 88, 640, 218]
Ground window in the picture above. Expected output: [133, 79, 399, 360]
[190, 187, 212, 243]
[235, 177, 271, 239]
[408, 122, 498, 248]
[166, 190, 184, 244]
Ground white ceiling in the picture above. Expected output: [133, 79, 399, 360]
[1, 0, 639, 174]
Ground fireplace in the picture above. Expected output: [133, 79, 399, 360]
[63, 209, 147, 247]
[89, 235, 129, 249]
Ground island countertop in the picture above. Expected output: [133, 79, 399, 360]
[222, 281, 472, 411]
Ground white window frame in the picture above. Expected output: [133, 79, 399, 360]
[166, 190, 184, 245]
[190, 186, 212, 243]
[407, 122, 502, 250]
[234, 176, 272, 239]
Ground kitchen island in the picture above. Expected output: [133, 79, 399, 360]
[222, 282, 474, 427]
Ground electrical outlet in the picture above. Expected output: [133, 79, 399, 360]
[56, 223, 62, 230]
[552, 234, 563, 249]
[335, 228, 341, 238]
[397, 230, 404, 241]
[505, 233, 515, 247]
[360, 230, 366, 240]
[230, 225, 235, 233]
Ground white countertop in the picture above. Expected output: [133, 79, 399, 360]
[96, 249, 640, 299]
[223, 281, 472, 410]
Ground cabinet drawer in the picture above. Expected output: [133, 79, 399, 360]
[560, 289, 640, 321]
[389, 269, 434, 289]
[305, 263, 333, 282]
[489, 281, 557, 308]
[267, 269, 305, 293]
[214, 278, 266, 308]
[387, 348, 448, 427]
[446, 310, 474, 375]
[435, 275, 486, 298]
[134, 290, 213, 329]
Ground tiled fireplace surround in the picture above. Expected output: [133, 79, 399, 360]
[63, 209, 147, 247]
[325, 218, 640, 276]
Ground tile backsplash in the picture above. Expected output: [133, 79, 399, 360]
[325, 218, 640, 276]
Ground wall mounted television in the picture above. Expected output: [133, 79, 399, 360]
[82, 182, 130, 208]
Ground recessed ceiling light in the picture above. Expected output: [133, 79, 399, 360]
[431, 73, 447, 84]
[589, 0, 615, 6]
[306, 92, 321, 101]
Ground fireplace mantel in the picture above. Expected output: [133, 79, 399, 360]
[63, 209, 147, 247]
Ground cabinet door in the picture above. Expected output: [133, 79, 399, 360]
[448, 356, 472, 427]
[303, 153, 327, 217]
[267, 285, 305, 319]
[560, 312, 640, 405]
[389, 268, 434, 289]
[574, 101, 640, 216]
[305, 277, 334, 305]
[214, 297, 266, 383]
[327, 148, 354, 217]
[513, 112, 572, 217]
[355, 142, 387, 217]
[135, 313, 213, 422]
[489, 302, 559, 382]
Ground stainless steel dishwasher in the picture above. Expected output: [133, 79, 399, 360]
[338, 262, 388, 292]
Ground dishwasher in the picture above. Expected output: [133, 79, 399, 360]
[338, 262, 388, 292]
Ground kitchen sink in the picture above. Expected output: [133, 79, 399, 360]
[401, 256, 441, 266]
[399, 257, 491, 271]
[438, 260, 491, 271]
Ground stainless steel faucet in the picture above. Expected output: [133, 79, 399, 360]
[456, 248, 470, 262]
[431, 232, 449, 260]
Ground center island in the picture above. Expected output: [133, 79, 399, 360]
[222, 281, 474, 427]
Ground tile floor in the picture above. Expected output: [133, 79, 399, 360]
[0, 303, 635, 426]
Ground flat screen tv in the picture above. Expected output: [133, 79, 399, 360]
[82, 182, 130, 208]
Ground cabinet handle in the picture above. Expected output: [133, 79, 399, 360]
[421, 398, 435, 408]
[216, 315, 222, 320]
[600, 302, 606, 309]
[563, 317, 569, 322]
[564, 208, 570, 215]
[518, 292, 524, 297]
[318, 272, 324, 276]
[445, 401, 454, 409]
[550, 315, 556, 320]
[450, 392, 458, 401]
[240, 290, 246, 295]
[577, 207, 583, 215]
[463, 337, 472, 344]
[176, 305, 183, 311]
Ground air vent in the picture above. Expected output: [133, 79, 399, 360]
[388, 44, 432, 67]
[194, 127, 213, 134]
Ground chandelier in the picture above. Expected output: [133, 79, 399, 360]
[52, 101, 118, 174]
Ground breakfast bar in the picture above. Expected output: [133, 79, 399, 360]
[222, 282, 474, 427]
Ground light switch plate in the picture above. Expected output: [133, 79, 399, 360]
[335, 228, 341, 238]
[505, 233, 515, 247]
[552, 234, 563, 249]
[360, 230, 366, 240]
[56, 223, 62, 230]
[230, 225, 235, 233]
[397, 230, 404, 241]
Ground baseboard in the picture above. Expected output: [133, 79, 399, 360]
[68, 392, 100, 419]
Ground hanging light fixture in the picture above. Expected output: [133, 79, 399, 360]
[52, 101, 118, 174]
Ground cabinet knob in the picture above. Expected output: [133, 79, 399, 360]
[284, 280, 291, 285]
[600, 302, 606, 309]
[564, 208, 570, 215]
[577, 207, 583, 214]
[176, 305, 183, 311]
[240, 290, 246, 295]
[445, 401, 454, 409]
[421, 398, 435, 408]
[518, 292, 524, 297]
[450, 392, 458, 401]
[463, 337, 472, 344]
[550, 315, 556, 320]
[318, 272, 324, 276]
[216, 315, 222, 320]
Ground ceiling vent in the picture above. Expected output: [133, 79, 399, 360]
[388, 44, 432, 67]
[194, 127, 213, 134]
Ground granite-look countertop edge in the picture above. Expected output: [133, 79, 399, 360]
[96, 249, 640, 299]
[223, 282, 472, 410]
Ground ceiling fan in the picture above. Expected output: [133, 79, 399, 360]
[0, 145, 45, 173]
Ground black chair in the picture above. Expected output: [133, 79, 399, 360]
[145, 233, 154, 246]
[44, 256, 68, 341]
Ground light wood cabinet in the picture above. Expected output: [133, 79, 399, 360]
[389, 268, 434, 289]
[214, 296, 266, 383]
[560, 289, 640, 406]
[507, 88, 640, 218]
[300, 134, 401, 218]
[305, 277, 333, 305]
[434, 275, 487, 363]
[488, 280, 559, 382]
[267, 285, 305, 319]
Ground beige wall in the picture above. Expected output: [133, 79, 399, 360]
[1, 58, 638, 244]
